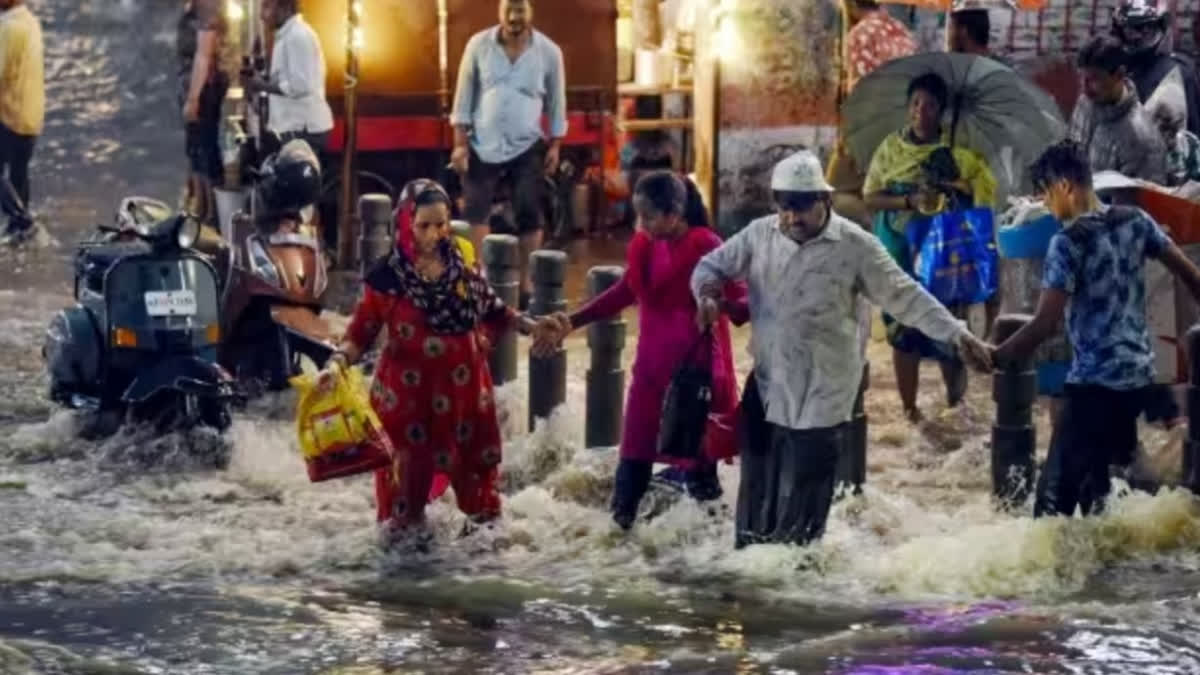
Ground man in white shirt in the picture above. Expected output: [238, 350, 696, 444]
[251, 0, 334, 156]
[450, 0, 567, 308]
[692, 150, 993, 549]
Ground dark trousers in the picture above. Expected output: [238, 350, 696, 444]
[0, 123, 36, 208]
[735, 373, 843, 548]
[1034, 384, 1151, 518]
[611, 460, 721, 527]
[461, 140, 547, 235]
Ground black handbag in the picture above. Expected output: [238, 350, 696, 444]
[656, 331, 714, 459]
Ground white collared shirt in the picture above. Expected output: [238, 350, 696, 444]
[269, 14, 333, 135]
[450, 27, 568, 164]
[691, 213, 968, 430]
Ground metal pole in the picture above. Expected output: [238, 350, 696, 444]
[336, 0, 361, 270]
[836, 362, 869, 495]
[358, 193, 393, 277]
[482, 235, 520, 385]
[585, 266, 626, 448]
[991, 314, 1037, 509]
[1184, 325, 1200, 492]
[528, 250, 568, 430]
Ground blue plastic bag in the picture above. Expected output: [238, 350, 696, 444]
[907, 208, 998, 306]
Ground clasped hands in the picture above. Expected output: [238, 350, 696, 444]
[528, 313, 572, 358]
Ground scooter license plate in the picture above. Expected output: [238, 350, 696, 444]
[144, 290, 198, 316]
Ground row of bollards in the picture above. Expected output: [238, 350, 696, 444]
[480, 237, 628, 439]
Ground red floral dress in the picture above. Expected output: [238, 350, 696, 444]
[344, 286, 509, 526]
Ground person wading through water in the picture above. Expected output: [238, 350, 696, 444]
[692, 149, 993, 549]
[543, 171, 745, 530]
[994, 140, 1200, 518]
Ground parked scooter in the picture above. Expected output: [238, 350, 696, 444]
[219, 140, 336, 394]
[43, 201, 237, 438]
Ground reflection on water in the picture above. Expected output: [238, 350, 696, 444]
[3, 1, 1200, 673]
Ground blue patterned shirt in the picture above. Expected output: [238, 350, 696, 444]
[1042, 205, 1172, 390]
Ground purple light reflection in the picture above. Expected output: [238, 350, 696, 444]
[900, 601, 1022, 633]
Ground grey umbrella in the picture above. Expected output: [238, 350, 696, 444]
[841, 52, 1066, 195]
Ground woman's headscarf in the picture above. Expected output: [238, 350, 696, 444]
[364, 179, 504, 335]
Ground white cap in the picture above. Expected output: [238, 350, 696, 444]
[770, 149, 834, 193]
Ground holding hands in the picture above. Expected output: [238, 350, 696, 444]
[956, 330, 995, 373]
[530, 312, 572, 358]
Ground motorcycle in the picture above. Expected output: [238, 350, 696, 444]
[43, 202, 237, 438]
[218, 207, 336, 394]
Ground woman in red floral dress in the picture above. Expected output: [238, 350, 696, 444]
[328, 179, 546, 535]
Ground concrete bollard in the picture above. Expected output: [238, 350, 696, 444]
[482, 235, 520, 385]
[836, 362, 869, 495]
[991, 314, 1037, 508]
[528, 249, 568, 430]
[584, 266, 626, 448]
[1184, 325, 1200, 492]
[358, 193, 393, 276]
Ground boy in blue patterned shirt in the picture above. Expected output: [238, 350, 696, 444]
[995, 140, 1200, 518]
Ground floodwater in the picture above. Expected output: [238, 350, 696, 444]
[4, 2, 1200, 674]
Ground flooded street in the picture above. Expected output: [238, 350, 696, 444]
[4, 2, 1200, 674]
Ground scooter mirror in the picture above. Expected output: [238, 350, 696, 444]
[175, 215, 201, 249]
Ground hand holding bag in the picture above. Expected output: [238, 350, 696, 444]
[657, 331, 714, 460]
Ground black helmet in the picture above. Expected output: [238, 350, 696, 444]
[1113, 0, 1168, 50]
[257, 139, 322, 214]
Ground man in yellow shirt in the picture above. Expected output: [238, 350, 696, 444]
[0, 0, 44, 220]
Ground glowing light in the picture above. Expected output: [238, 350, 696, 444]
[715, 17, 743, 62]
[352, 26, 366, 51]
[226, 0, 244, 22]
[352, 1, 365, 20]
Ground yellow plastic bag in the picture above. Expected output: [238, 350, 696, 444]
[290, 363, 395, 482]
[455, 235, 476, 267]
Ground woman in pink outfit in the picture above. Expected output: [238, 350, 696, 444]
[554, 171, 746, 529]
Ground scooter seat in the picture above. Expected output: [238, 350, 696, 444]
[78, 241, 151, 270]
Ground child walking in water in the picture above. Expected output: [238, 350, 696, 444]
[547, 171, 745, 529]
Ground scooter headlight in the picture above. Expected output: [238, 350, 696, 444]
[175, 216, 201, 249]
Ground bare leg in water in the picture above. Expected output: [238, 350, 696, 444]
[894, 348, 922, 422]
[896, 349, 967, 423]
